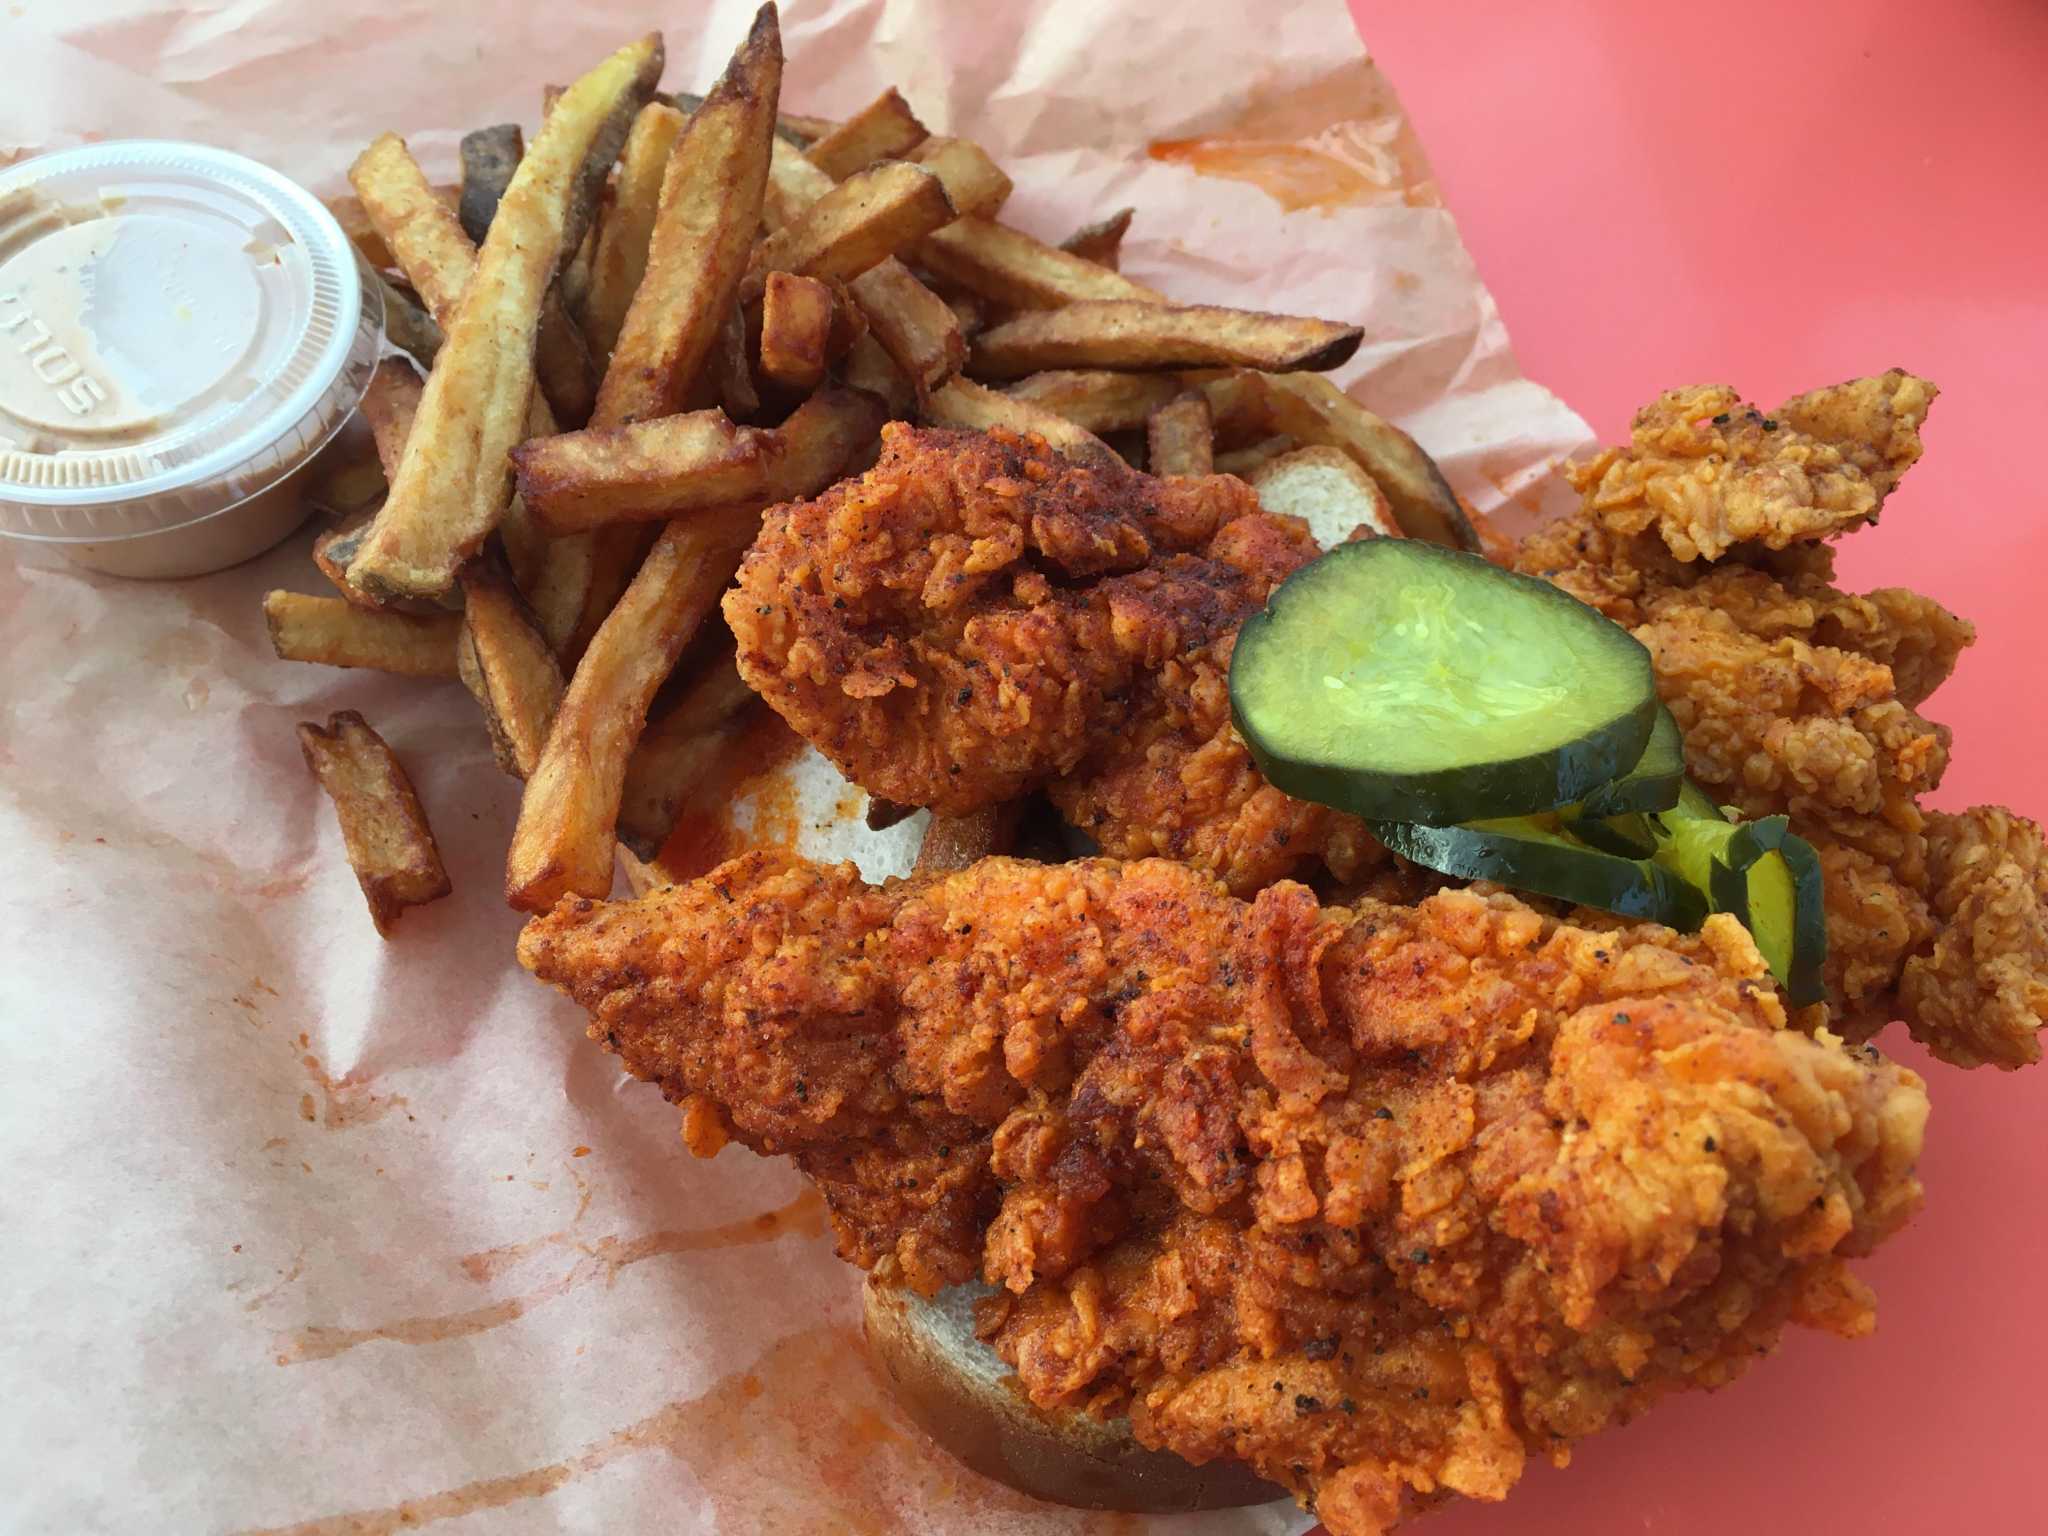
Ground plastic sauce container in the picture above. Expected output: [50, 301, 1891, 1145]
[0, 142, 383, 579]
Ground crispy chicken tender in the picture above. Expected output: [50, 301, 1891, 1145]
[1520, 372, 2044, 1067]
[521, 851, 1928, 1534]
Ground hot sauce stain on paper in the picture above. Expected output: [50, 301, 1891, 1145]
[655, 704, 808, 881]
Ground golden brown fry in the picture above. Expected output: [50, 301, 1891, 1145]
[566, 526, 663, 664]
[459, 546, 566, 779]
[745, 160, 955, 296]
[923, 378, 1117, 466]
[1146, 391, 1214, 476]
[373, 272, 442, 366]
[970, 300, 1362, 378]
[842, 331, 918, 419]
[711, 303, 762, 419]
[506, 388, 884, 911]
[763, 134, 838, 230]
[584, 101, 686, 359]
[803, 87, 929, 179]
[941, 288, 986, 338]
[527, 533, 600, 658]
[312, 513, 377, 604]
[263, 590, 461, 678]
[617, 654, 761, 859]
[907, 136, 1012, 218]
[850, 260, 964, 398]
[913, 803, 1022, 876]
[1058, 206, 1133, 270]
[919, 215, 1162, 309]
[774, 109, 840, 146]
[1002, 370, 1182, 432]
[597, 7, 781, 429]
[1213, 432, 1296, 476]
[303, 422, 384, 521]
[360, 358, 425, 480]
[346, 36, 662, 600]
[758, 271, 836, 391]
[297, 711, 451, 936]
[457, 123, 524, 245]
[325, 186, 456, 270]
[511, 410, 772, 532]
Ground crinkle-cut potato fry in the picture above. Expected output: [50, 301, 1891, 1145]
[360, 357, 425, 480]
[1003, 370, 1182, 433]
[1058, 206, 1133, 270]
[1200, 369, 1477, 550]
[1146, 390, 1214, 476]
[325, 186, 456, 271]
[1248, 444, 1398, 542]
[459, 545, 566, 779]
[345, 34, 662, 602]
[616, 653, 760, 859]
[506, 388, 884, 912]
[919, 215, 1163, 310]
[803, 87, 929, 180]
[373, 272, 442, 367]
[264, 591, 462, 678]
[584, 101, 686, 360]
[914, 803, 1023, 876]
[907, 136, 1013, 219]
[758, 271, 836, 391]
[924, 378, 1117, 467]
[744, 160, 955, 296]
[596, 6, 780, 430]
[511, 410, 772, 532]
[851, 259, 964, 397]
[969, 300, 1362, 378]
[457, 123, 524, 246]
[297, 711, 451, 937]
[1213, 432, 1296, 476]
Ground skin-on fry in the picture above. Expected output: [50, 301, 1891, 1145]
[842, 331, 918, 419]
[563, 527, 660, 666]
[1058, 206, 1132, 270]
[744, 160, 955, 296]
[763, 134, 837, 230]
[907, 136, 1012, 219]
[506, 388, 884, 911]
[1213, 432, 1296, 476]
[325, 186, 455, 270]
[711, 303, 761, 419]
[304, 419, 384, 521]
[459, 545, 566, 779]
[297, 711, 451, 936]
[969, 300, 1362, 378]
[850, 260, 964, 398]
[919, 215, 1162, 309]
[583, 101, 686, 359]
[616, 653, 760, 859]
[923, 378, 1117, 467]
[758, 271, 836, 391]
[1146, 390, 1214, 476]
[803, 87, 928, 180]
[1002, 370, 1181, 432]
[373, 272, 442, 366]
[345, 36, 661, 601]
[264, 591, 462, 678]
[457, 123, 524, 245]
[913, 803, 1022, 876]
[360, 357, 424, 480]
[511, 410, 771, 532]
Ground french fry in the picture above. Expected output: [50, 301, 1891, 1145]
[1146, 391, 1214, 476]
[1058, 206, 1133, 270]
[1247, 444, 1398, 541]
[563, 527, 661, 666]
[674, 91, 835, 149]
[763, 134, 837, 230]
[758, 271, 836, 391]
[458, 545, 566, 779]
[345, 36, 661, 600]
[919, 215, 1162, 309]
[360, 358, 425, 480]
[457, 123, 524, 245]
[511, 410, 772, 532]
[616, 654, 760, 859]
[506, 388, 884, 911]
[312, 513, 377, 603]
[924, 378, 1117, 466]
[913, 804, 1022, 876]
[907, 136, 1012, 218]
[596, 7, 781, 430]
[744, 160, 955, 296]
[850, 260, 964, 397]
[583, 101, 686, 359]
[526, 534, 600, 658]
[1200, 371, 1477, 549]
[803, 87, 928, 179]
[264, 591, 462, 678]
[372, 272, 442, 366]
[326, 186, 457, 270]
[1213, 432, 1296, 476]
[303, 420, 384, 521]
[1003, 370, 1182, 433]
[942, 289, 986, 338]
[842, 331, 918, 419]
[298, 711, 451, 936]
[970, 300, 1362, 378]
[711, 303, 762, 419]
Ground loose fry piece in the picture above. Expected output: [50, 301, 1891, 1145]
[1213, 432, 1296, 476]
[924, 378, 1117, 466]
[1146, 391, 1214, 476]
[584, 101, 686, 359]
[803, 88, 929, 179]
[908, 136, 1012, 218]
[457, 124, 525, 245]
[914, 803, 1022, 876]
[298, 711, 451, 936]
[597, 7, 781, 429]
[346, 36, 661, 600]
[1003, 370, 1182, 432]
[459, 546, 567, 778]
[842, 331, 918, 419]
[763, 135, 838, 230]
[758, 271, 835, 391]
[506, 388, 883, 911]
[263, 591, 461, 678]
[1248, 445, 1398, 541]
[970, 300, 1362, 378]
[919, 215, 1162, 309]
[511, 410, 771, 532]
[326, 186, 456, 269]
[850, 260, 964, 397]
[373, 272, 442, 366]
[616, 654, 760, 859]
[942, 289, 986, 338]
[745, 160, 955, 296]
[1058, 207, 1133, 270]
[360, 358, 425, 479]
[710, 303, 761, 419]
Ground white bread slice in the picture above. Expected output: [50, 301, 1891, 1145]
[1249, 445, 1399, 546]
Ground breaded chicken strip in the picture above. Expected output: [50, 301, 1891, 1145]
[521, 850, 1927, 1534]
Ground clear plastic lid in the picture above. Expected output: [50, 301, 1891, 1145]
[0, 141, 382, 545]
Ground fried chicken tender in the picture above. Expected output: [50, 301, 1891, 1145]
[1519, 371, 2045, 1067]
[521, 850, 1928, 1534]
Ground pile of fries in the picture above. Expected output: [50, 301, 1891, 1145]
[275, 3, 1471, 932]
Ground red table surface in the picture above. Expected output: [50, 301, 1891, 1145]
[1342, 1, 2046, 1531]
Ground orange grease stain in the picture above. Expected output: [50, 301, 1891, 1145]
[1148, 136, 1391, 212]
[299, 1051, 406, 1130]
[653, 704, 808, 882]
